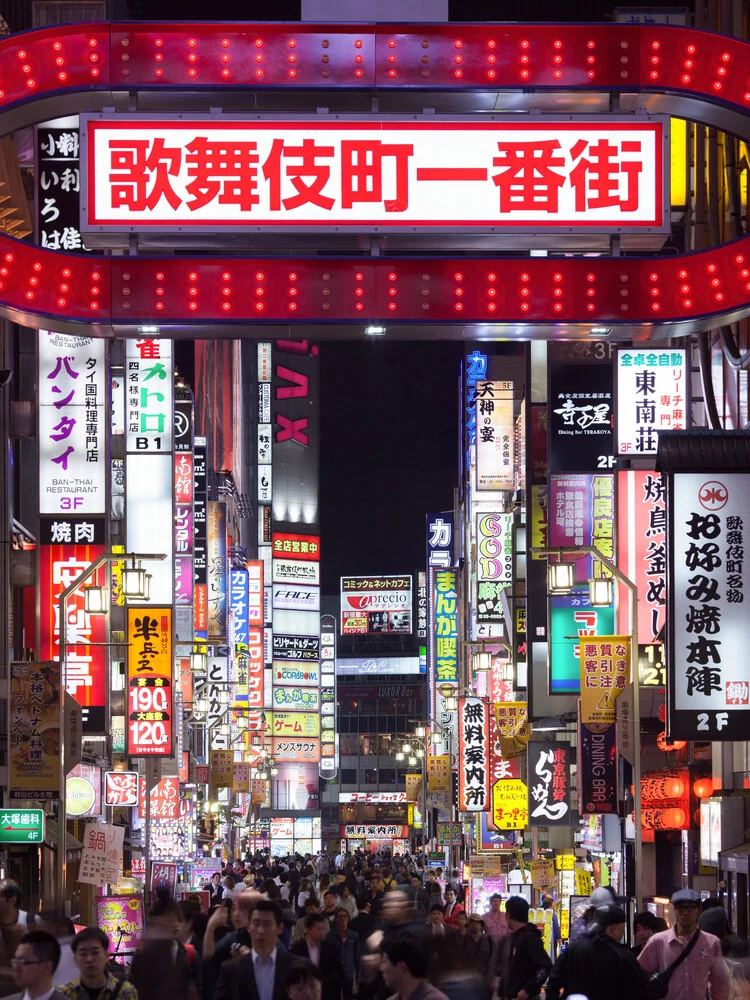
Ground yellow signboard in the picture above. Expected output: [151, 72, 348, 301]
[495, 702, 530, 760]
[405, 773, 423, 803]
[251, 778, 268, 805]
[210, 749, 234, 788]
[232, 762, 250, 793]
[9, 661, 60, 799]
[556, 853, 575, 871]
[580, 636, 631, 724]
[270, 712, 320, 738]
[529, 859, 556, 891]
[492, 778, 528, 831]
[575, 869, 593, 896]
[427, 755, 451, 792]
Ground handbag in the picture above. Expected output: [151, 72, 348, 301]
[649, 928, 701, 999]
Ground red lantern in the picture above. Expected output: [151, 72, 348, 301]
[641, 775, 686, 800]
[657, 731, 687, 752]
[693, 777, 714, 799]
[641, 807, 687, 830]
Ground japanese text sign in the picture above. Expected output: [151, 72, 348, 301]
[427, 512, 455, 568]
[341, 575, 412, 635]
[78, 822, 124, 886]
[82, 117, 666, 231]
[550, 474, 615, 582]
[37, 125, 88, 251]
[668, 473, 750, 740]
[580, 635, 631, 724]
[433, 569, 459, 684]
[271, 711, 321, 738]
[459, 697, 490, 812]
[105, 770, 139, 807]
[476, 381, 515, 492]
[247, 561, 264, 625]
[210, 750, 234, 787]
[528, 742, 575, 827]
[151, 862, 178, 897]
[97, 896, 144, 956]
[271, 739, 321, 762]
[39, 331, 106, 514]
[618, 470, 667, 642]
[0, 809, 45, 843]
[492, 779, 529, 831]
[126, 338, 173, 453]
[550, 595, 615, 694]
[617, 349, 687, 455]
[341, 824, 408, 838]
[126, 608, 173, 756]
[272, 532, 320, 561]
[477, 513, 513, 584]
[549, 362, 614, 474]
[230, 569, 249, 648]
[207, 502, 227, 641]
[9, 661, 60, 800]
[494, 701, 530, 761]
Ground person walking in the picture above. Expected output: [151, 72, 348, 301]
[460, 915, 493, 978]
[7, 931, 67, 1000]
[379, 931, 448, 1000]
[442, 890, 464, 930]
[490, 895, 551, 1000]
[547, 904, 650, 1000]
[484, 895, 509, 942]
[290, 914, 344, 1000]
[632, 911, 665, 958]
[637, 889, 729, 1000]
[214, 900, 292, 1000]
[59, 928, 138, 1000]
[326, 910, 360, 1000]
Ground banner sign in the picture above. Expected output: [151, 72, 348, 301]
[549, 362, 614, 473]
[78, 823, 124, 886]
[126, 608, 173, 756]
[82, 117, 666, 231]
[669, 473, 750, 740]
[271, 739, 321, 762]
[210, 749, 234, 787]
[207, 502, 227, 641]
[340, 575, 412, 635]
[528, 742, 575, 826]
[37, 125, 88, 251]
[549, 474, 615, 583]
[617, 348, 687, 455]
[39, 331, 105, 514]
[476, 381, 515, 492]
[104, 771, 139, 807]
[272, 532, 320, 561]
[9, 661, 60, 799]
[580, 635, 631, 724]
[272, 583, 320, 612]
[617, 470, 667, 643]
[578, 719, 618, 814]
[341, 824, 408, 838]
[476, 513, 513, 585]
[459, 697, 490, 813]
[434, 569, 459, 684]
[427, 512, 454, 568]
[492, 778, 529, 831]
[339, 792, 408, 804]
[550, 596, 615, 694]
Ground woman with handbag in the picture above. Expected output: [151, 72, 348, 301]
[637, 889, 729, 1000]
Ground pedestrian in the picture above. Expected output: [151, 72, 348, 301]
[460, 915, 492, 978]
[214, 900, 291, 1000]
[540, 896, 561, 957]
[484, 895, 509, 942]
[637, 888, 729, 1000]
[37, 913, 77, 988]
[427, 907, 454, 941]
[287, 959, 323, 1000]
[547, 904, 650, 1000]
[8, 930, 67, 1000]
[443, 890, 464, 930]
[490, 895, 551, 1000]
[379, 931, 449, 1000]
[294, 898, 321, 943]
[411, 878, 431, 921]
[130, 897, 201, 1000]
[454, 912, 468, 941]
[337, 887, 358, 921]
[320, 892, 339, 931]
[208, 872, 224, 907]
[350, 900, 380, 948]
[297, 880, 314, 916]
[59, 927, 138, 1000]
[632, 911, 665, 958]
[290, 913, 344, 1000]
[326, 910, 361, 999]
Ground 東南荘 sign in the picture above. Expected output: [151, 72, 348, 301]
[82, 116, 667, 232]
[0, 809, 44, 843]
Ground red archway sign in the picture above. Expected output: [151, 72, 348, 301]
[1, 20, 750, 337]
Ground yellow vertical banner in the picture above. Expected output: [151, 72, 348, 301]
[405, 773, 423, 803]
[9, 661, 60, 798]
[210, 749, 234, 788]
[232, 762, 250, 793]
[574, 869, 593, 896]
[580, 636, 631, 724]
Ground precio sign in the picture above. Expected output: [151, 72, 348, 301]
[81, 116, 668, 233]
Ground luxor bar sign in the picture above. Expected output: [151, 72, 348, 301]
[80, 116, 668, 233]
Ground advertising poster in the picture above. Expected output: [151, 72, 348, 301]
[527, 742, 576, 827]
[550, 596, 615, 695]
[340, 575, 412, 635]
[78, 823, 124, 886]
[580, 636, 631, 724]
[549, 474, 615, 583]
[9, 661, 60, 800]
[476, 381, 515, 491]
[548, 362, 614, 473]
[96, 895, 144, 957]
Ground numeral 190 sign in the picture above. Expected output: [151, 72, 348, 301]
[127, 607, 173, 756]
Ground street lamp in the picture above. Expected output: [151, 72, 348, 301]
[547, 560, 575, 594]
[472, 651, 492, 672]
[589, 576, 614, 607]
[415, 726, 426, 738]
[533, 544, 643, 911]
[56, 549, 167, 911]
[190, 647, 207, 673]
[83, 584, 108, 615]
[122, 558, 151, 600]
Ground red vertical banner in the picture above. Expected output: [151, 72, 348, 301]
[38, 538, 107, 731]
[458, 696, 490, 812]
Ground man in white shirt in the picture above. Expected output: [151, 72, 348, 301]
[6, 930, 68, 1000]
[215, 900, 291, 1000]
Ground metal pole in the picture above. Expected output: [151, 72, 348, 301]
[531, 546, 643, 911]
[55, 551, 168, 910]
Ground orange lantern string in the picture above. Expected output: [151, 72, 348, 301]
[693, 777, 714, 799]
[657, 731, 687, 752]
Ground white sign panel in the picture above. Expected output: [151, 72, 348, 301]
[39, 331, 106, 514]
[126, 338, 173, 453]
[475, 381, 515, 492]
[78, 822, 124, 886]
[617, 348, 687, 455]
[83, 117, 667, 232]
[273, 661, 320, 687]
[340, 575, 412, 635]
[272, 584, 321, 612]
[669, 473, 748, 740]
[273, 559, 320, 585]
[336, 656, 422, 675]
[338, 792, 408, 804]
[125, 453, 173, 604]
[476, 513, 513, 583]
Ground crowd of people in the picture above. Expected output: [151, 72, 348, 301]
[0, 853, 743, 1000]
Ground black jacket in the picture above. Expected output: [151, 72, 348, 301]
[547, 929, 650, 1000]
[214, 947, 291, 1000]
[290, 938, 344, 1000]
[502, 923, 552, 999]
[461, 933, 493, 977]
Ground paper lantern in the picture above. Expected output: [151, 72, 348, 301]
[641, 807, 688, 830]
[657, 731, 687, 752]
[642, 775, 685, 800]
[693, 777, 714, 799]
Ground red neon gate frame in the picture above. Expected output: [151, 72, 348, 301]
[1, 20, 750, 339]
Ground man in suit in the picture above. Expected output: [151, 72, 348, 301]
[7, 930, 69, 1000]
[215, 900, 291, 1000]
[291, 914, 344, 1000]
